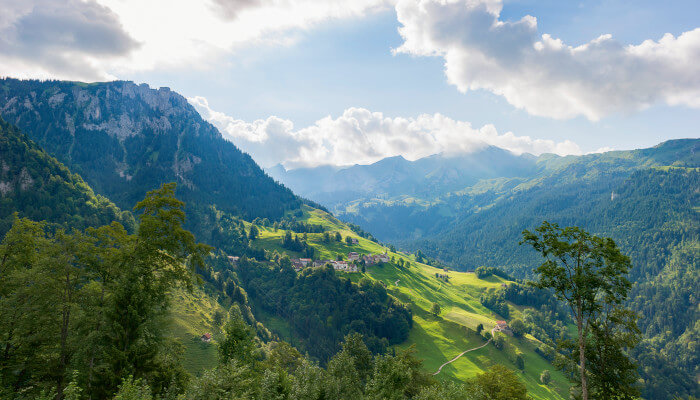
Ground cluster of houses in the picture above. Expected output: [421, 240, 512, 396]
[291, 257, 358, 272]
[290, 252, 390, 273]
[347, 252, 390, 265]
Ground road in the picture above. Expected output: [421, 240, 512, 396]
[432, 328, 496, 375]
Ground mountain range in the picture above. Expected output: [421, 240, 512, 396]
[0, 78, 697, 399]
[271, 136, 700, 397]
[269, 140, 698, 244]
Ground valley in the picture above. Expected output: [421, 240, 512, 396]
[0, 79, 696, 399]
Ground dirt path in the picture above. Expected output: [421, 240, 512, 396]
[432, 328, 495, 376]
[394, 279, 400, 285]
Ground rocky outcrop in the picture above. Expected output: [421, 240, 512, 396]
[0, 78, 302, 221]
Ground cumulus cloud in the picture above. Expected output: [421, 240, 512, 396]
[394, 0, 700, 120]
[0, 0, 139, 81]
[0, 0, 390, 80]
[190, 96, 582, 168]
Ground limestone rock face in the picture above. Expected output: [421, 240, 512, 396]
[0, 78, 301, 222]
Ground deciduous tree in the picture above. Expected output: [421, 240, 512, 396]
[521, 221, 636, 400]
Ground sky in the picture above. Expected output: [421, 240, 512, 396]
[0, 0, 698, 168]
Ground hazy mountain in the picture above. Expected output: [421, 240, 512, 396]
[411, 139, 699, 272]
[268, 145, 537, 209]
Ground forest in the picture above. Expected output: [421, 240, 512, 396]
[0, 183, 530, 400]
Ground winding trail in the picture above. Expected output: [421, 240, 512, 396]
[432, 328, 495, 376]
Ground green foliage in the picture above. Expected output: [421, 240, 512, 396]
[235, 261, 411, 362]
[0, 117, 134, 236]
[415, 381, 480, 400]
[181, 334, 460, 400]
[515, 355, 525, 370]
[113, 376, 152, 400]
[248, 225, 259, 240]
[182, 360, 260, 400]
[219, 305, 257, 365]
[502, 282, 570, 344]
[281, 230, 314, 257]
[430, 302, 441, 317]
[475, 266, 510, 280]
[522, 221, 638, 400]
[468, 364, 529, 400]
[510, 319, 527, 338]
[365, 347, 434, 400]
[540, 369, 551, 385]
[479, 289, 510, 318]
[0, 183, 207, 399]
[493, 335, 505, 350]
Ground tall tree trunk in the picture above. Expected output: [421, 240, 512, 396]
[86, 283, 106, 400]
[58, 269, 72, 400]
[578, 317, 588, 400]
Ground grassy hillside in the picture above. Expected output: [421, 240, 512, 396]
[358, 263, 569, 400]
[246, 205, 570, 399]
[167, 287, 227, 375]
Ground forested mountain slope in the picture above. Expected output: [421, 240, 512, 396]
[0, 79, 303, 226]
[0, 117, 133, 234]
[273, 138, 699, 398]
[414, 141, 698, 274]
[409, 141, 699, 398]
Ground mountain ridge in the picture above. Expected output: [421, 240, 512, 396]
[0, 78, 304, 223]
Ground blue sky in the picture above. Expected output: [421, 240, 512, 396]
[2, 0, 699, 167]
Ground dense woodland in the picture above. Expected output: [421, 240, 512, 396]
[236, 259, 412, 362]
[0, 181, 529, 400]
[0, 119, 134, 236]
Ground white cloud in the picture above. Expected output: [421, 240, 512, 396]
[0, 0, 139, 81]
[190, 96, 582, 168]
[0, 0, 391, 80]
[394, 0, 700, 120]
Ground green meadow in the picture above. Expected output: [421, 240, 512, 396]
[246, 206, 571, 398]
[171, 205, 570, 397]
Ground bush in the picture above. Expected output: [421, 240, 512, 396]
[540, 369, 551, 385]
[510, 319, 527, 338]
[493, 335, 505, 350]
[515, 354, 524, 370]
